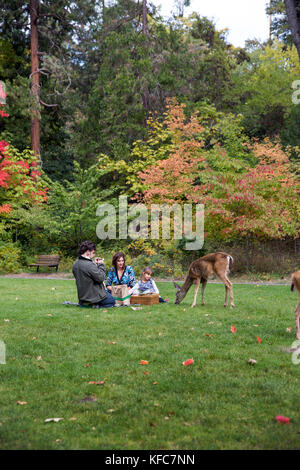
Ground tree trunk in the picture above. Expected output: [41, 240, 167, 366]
[245, 233, 250, 273]
[142, 0, 148, 36]
[30, 0, 41, 163]
[284, 0, 300, 61]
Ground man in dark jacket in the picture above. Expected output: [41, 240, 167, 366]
[72, 241, 115, 308]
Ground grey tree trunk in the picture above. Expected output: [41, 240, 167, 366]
[284, 0, 300, 61]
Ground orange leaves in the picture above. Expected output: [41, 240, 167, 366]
[139, 360, 149, 365]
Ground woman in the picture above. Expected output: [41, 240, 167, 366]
[106, 252, 136, 292]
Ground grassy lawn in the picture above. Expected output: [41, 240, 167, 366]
[0, 278, 299, 450]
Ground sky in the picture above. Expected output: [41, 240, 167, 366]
[151, 0, 270, 48]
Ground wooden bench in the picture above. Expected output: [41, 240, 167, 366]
[29, 255, 61, 272]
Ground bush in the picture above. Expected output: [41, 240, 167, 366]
[0, 242, 22, 273]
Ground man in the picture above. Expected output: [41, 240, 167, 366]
[72, 240, 115, 308]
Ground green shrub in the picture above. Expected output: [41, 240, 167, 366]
[0, 242, 22, 273]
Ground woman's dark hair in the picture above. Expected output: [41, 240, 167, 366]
[112, 251, 126, 270]
[78, 241, 96, 256]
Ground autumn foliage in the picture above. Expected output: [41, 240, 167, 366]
[138, 100, 300, 242]
[0, 106, 48, 222]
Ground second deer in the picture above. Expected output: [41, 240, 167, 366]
[291, 271, 300, 340]
[174, 252, 234, 308]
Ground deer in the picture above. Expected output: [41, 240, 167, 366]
[173, 252, 234, 308]
[291, 271, 300, 340]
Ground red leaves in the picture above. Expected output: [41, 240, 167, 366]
[276, 415, 290, 424]
[140, 360, 149, 365]
[182, 358, 194, 366]
[257, 336, 262, 343]
[230, 325, 237, 333]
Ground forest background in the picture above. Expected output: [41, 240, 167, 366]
[0, 0, 299, 279]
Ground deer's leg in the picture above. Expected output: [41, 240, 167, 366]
[295, 301, 300, 340]
[218, 274, 234, 308]
[201, 279, 207, 305]
[191, 278, 200, 308]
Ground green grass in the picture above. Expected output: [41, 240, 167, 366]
[0, 278, 299, 450]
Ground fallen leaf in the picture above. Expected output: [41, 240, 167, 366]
[46, 314, 52, 317]
[44, 418, 63, 423]
[164, 416, 169, 420]
[85, 363, 92, 367]
[153, 382, 158, 385]
[29, 337, 37, 341]
[276, 415, 290, 424]
[69, 417, 77, 421]
[248, 358, 257, 365]
[149, 422, 157, 427]
[36, 356, 42, 361]
[108, 341, 116, 345]
[4, 319, 10, 322]
[182, 358, 194, 366]
[230, 325, 237, 333]
[143, 371, 149, 375]
[205, 333, 214, 338]
[140, 360, 149, 365]
[79, 396, 97, 403]
[16, 401, 27, 405]
[51, 287, 56, 291]
[107, 409, 115, 413]
[286, 327, 292, 333]
[88, 380, 105, 385]
[257, 336, 262, 343]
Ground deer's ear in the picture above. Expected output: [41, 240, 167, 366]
[173, 281, 181, 291]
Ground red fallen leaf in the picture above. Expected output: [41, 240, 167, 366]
[182, 358, 194, 366]
[230, 325, 237, 333]
[89, 381, 105, 385]
[140, 360, 149, 365]
[276, 415, 290, 424]
[257, 336, 262, 343]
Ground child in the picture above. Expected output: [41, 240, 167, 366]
[130, 267, 169, 303]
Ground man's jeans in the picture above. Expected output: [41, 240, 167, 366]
[97, 290, 115, 308]
[79, 290, 115, 308]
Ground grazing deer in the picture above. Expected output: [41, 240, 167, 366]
[291, 271, 300, 340]
[173, 252, 234, 308]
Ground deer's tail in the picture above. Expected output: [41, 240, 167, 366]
[228, 255, 233, 272]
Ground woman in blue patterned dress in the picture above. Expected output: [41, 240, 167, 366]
[106, 252, 136, 292]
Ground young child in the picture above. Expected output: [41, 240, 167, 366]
[130, 267, 168, 303]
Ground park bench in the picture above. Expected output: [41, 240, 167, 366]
[29, 255, 61, 272]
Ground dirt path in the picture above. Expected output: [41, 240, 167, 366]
[0, 272, 292, 285]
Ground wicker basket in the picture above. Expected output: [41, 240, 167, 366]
[130, 293, 159, 305]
